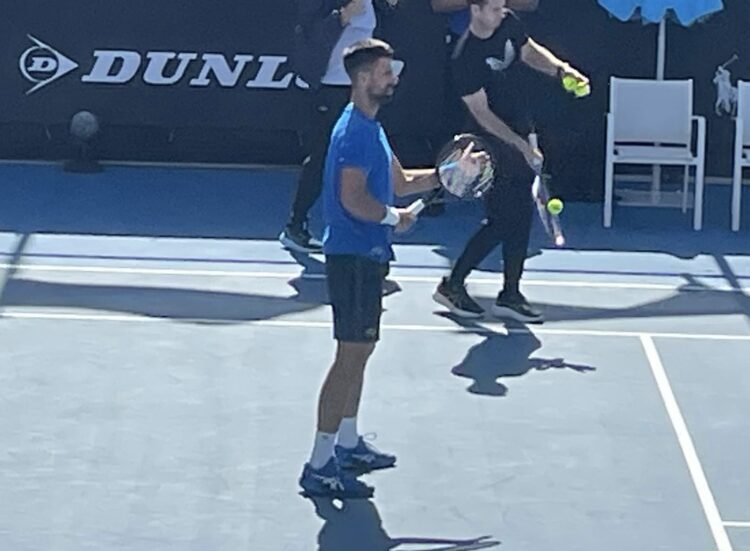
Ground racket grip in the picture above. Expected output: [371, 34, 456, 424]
[528, 132, 539, 149]
[405, 198, 425, 216]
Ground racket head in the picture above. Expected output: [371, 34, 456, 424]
[435, 133, 497, 200]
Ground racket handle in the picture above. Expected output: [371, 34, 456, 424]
[405, 198, 425, 216]
[528, 132, 539, 150]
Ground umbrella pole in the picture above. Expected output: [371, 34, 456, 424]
[651, 18, 667, 204]
[656, 18, 666, 80]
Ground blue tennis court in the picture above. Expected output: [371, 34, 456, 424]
[1, 163, 749, 550]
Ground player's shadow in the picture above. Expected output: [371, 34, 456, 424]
[0, 252, 331, 323]
[529, 273, 750, 324]
[444, 317, 596, 396]
[308, 497, 500, 551]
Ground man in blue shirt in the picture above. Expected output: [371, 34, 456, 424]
[299, 38, 441, 499]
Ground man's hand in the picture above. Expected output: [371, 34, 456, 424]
[454, 141, 485, 183]
[559, 63, 589, 87]
[394, 209, 417, 233]
[340, 0, 366, 25]
[520, 143, 544, 171]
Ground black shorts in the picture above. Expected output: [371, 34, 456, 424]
[326, 254, 387, 343]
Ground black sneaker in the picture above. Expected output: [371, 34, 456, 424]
[279, 223, 323, 253]
[432, 277, 484, 318]
[491, 291, 543, 324]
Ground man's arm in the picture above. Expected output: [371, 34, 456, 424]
[431, 0, 538, 13]
[340, 167, 392, 222]
[340, 167, 417, 230]
[462, 89, 527, 151]
[462, 88, 542, 167]
[391, 156, 439, 198]
[521, 38, 588, 83]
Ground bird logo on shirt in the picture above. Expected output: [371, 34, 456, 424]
[485, 39, 516, 73]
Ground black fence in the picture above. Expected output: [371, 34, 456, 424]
[2, 0, 749, 198]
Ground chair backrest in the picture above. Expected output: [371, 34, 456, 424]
[609, 77, 693, 145]
[738, 81, 750, 146]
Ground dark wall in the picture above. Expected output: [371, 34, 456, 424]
[2, 0, 748, 193]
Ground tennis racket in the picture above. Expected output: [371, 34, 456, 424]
[529, 132, 566, 247]
[406, 133, 497, 216]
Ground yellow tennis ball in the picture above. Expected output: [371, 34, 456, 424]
[547, 198, 564, 215]
[561, 75, 578, 92]
[574, 82, 591, 97]
[562, 75, 590, 98]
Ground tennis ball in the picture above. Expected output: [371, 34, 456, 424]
[562, 75, 590, 98]
[561, 75, 578, 92]
[547, 198, 564, 215]
[573, 82, 591, 97]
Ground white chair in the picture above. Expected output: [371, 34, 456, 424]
[731, 81, 750, 231]
[604, 77, 706, 230]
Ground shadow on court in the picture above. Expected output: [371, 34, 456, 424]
[442, 273, 750, 327]
[443, 317, 596, 396]
[0, 253, 330, 323]
[308, 497, 500, 551]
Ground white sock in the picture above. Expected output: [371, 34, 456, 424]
[309, 431, 336, 469]
[337, 417, 359, 449]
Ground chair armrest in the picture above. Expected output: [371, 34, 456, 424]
[691, 115, 706, 156]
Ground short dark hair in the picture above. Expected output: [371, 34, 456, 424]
[467, 0, 490, 6]
[343, 38, 394, 81]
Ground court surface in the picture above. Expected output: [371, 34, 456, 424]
[1, 163, 749, 550]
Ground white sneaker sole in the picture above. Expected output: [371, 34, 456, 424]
[279, 232, 322, 254]
[432, 291, 484, 319]
[491, 304, 544, 324]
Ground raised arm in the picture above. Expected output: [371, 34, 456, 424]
[521, 38, 588, 83]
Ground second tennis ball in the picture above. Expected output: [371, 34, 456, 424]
[562, 75, 590, 97]
[547, 198, 564, 215]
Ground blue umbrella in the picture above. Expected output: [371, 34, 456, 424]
[597, 0, 724, 78]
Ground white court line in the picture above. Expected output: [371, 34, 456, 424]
[724, 522, 750, 528]
[0, 263, 746, 292]
[3, 310, 750, 342]
[640, 336, 733, 551]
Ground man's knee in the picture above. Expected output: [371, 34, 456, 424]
[335, 341, 376, 370]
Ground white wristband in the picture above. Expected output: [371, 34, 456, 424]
[380, 206, 400, 226]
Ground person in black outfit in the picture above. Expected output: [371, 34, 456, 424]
[432, 0, 588, 323]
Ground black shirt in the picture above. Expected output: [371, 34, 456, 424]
[450, 10, 532, 135]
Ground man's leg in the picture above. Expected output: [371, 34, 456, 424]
[300, 340, 376, 500]
[300, 255, 390, 498]
[432, 209, 504, 318]
[317, 341, 374, 435]
[281, 86, 349, 253]
[490, 154, 543, 323]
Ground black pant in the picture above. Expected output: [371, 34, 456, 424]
[449, 138, 534, 295]
[288, 85, 351, 229]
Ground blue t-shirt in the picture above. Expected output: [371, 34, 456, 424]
[322, 103, 395, 263]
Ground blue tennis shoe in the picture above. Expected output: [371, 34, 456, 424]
[336, 436, 397, 473]
[299, 457, 374, 499]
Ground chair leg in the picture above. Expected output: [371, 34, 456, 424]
[604, 156, 615, 228]
[732, 159, 743, 232]
[693, 162, 705, 231]
[681, 165, 689, 213]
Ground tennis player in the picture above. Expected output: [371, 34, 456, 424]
[299, 38, 441, 499]
[281, 0, 399, 253]
[433, 0, 588, 323]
